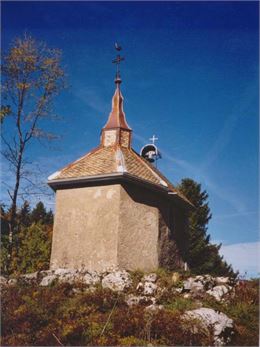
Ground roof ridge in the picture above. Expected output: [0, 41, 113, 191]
[130, 148, 192, 205]
[115, 147, 127, 173]
[129, 148, 169, 187]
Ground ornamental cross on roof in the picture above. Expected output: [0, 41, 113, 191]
[149, 135, 158, 145]
[112, 42, 125, 83]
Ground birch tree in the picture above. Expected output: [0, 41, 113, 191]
[1, 34, 65, 271]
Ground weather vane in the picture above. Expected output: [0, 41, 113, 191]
[112, 42, 125, 83]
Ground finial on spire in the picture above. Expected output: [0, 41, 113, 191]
[112, 42, 124, 85]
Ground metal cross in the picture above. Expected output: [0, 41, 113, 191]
[112, 43, 124, 79]
[149, 135, 158, 144]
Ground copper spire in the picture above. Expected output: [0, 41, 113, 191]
[103, 44, 131, 131]
[103, 83, 131, 130]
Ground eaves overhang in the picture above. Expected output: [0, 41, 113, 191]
[47, 173, 194, 211]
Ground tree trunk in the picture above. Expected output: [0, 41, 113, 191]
[7, 145, 24, 273]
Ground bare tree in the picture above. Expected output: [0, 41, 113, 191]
[1, 34, 65, 270]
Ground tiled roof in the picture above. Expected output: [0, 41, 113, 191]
[48, 145, 192, 206]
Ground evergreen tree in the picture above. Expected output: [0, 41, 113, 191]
[177, 178, 236, 277]
[1, 201, 54, 274]
[0, 205, 10, 274]
[17, 200, 31, 228]
[31, 201, 53, 225]
[16, 222, 52, 273]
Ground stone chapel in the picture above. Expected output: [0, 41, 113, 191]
[48, 54, 193, 272]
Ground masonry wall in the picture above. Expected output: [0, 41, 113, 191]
[50, 185, 121, 271]
[117, 185, 159, 271]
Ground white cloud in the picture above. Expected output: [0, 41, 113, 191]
[219, 242, 260, 278]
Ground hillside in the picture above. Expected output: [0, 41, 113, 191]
[1, 268, 259, 346]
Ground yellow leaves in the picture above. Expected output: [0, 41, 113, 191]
[16, 82, 30, 90]
[0, 105, 11, 123]
[43, 58, 55, 66]
[11, 47, 23, 56]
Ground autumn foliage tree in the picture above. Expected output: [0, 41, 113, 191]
[1, 34, 65, 271]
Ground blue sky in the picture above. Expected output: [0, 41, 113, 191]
[2, 2, 259, 275]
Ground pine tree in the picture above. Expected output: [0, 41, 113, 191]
[17, 222, 52, 273]
[31, 201, 53, 225]
[0, 205, 10, 274]
[177, 178, 236, 277]
[3, 201, 54, 274]
[17, 200, 31, 228]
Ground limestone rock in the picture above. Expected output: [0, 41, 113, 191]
[54, 268, 77, 276]
[0, 276, 7, 286]
[206, 285, 231, 302]
[190, 281, 204, 293]
[126, 294, 144, 306]
[40, 274, 57, 286]
[126, 294, 154, 306]
[82, 272, 100, 286]
[183, 277, 204, 293]
[174, 287, 183, 293]
[39, 269, 55, 278]
[215, 277, 230, 285]
[183, 277, 194, 291]
[20, 272, 38, 283]
[8, 278, 18, 286]
[102, 270, 131, 291]
[136, 282, 144, 292]
[200, 275, 215, 290]
[182, 275, 232, 295]
[143, 281, 157, 296]
[52, 268, 77, 284]
[142, 273, 157, 283]
[59, 273, 77, 284]
[184, 307, 233, 346]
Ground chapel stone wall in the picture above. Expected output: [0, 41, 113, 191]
[50, 182, 186, 272]
[50, 185, 121, 271]
[117, 185, 159, 271]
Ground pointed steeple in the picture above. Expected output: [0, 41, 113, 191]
[101, 44, 132, 148]
[103, 81, 131, 131]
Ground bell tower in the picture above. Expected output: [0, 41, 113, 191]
[101, 44, 132, 148]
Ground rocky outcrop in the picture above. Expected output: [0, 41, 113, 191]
[183, 308, 234, 346]
[1, 269, 237, 346]
[206, 284, 232, 302]
[40, 274, 57, 286]
[101, 270, 131, 291]
[181, 275, 233, 301]
[1, 270, 235, 303]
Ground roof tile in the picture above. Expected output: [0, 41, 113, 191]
[49, 145, 191, 205]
